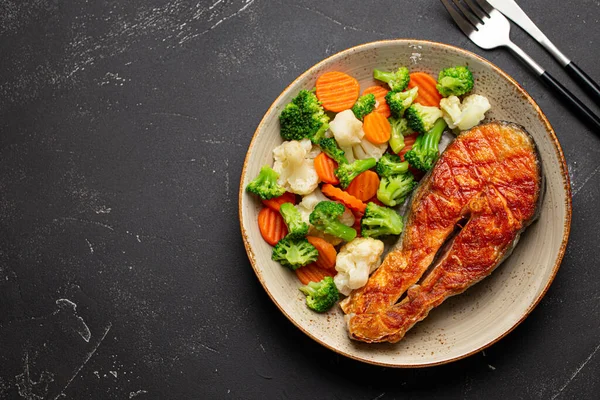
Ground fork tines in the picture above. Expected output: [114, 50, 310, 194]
[440, 0, 494, 33]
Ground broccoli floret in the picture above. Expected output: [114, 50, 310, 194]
[279, 202, 309, 240]
[299, 276, 340, 313]
[404, 118, 448, 171]
[373, 67, 411, 91]
[318, 138, 348, 165]
[385, 87, 419, 118]
[335, 158, 377, 189]
[388, 117, 413, 153]
[309, 201, 357, 242]
[272, 238, 318, 270]
[351, 93, 376, 120]
[376, 153, 409, 178]
[377, 172, 417, 207]
[405, 103, 444, 134]
[436, 66, 474, 97]
[279, 89, 330, 142]
[361, 202, 404, 238]
[246, 165, 286, 200]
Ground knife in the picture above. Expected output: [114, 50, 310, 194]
[487, 0, 600, 107]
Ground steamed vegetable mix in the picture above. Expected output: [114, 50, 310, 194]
[249, 63, 491, 313]
[272, 238, 318, 270]
[246, 165, 286, 200]
[388, 117, 413, 154]
[316, 71, 360, 112]
[279, 90, 329, 142]
[299, 276, 340, 313]
[405, 103, 444, 134]
[436, 66, 474, 97]
[385, 87, 418, 118]
[352, 93, 376, 120]
[376, 153, 409, 177]
[279, 202, 309, 240]
[373, 67, 411, 92]
[361, 202, 404, 238]
[407, 72, 443, 107]
[335, 158, 377, 189]
[405, 118, 448, 172]
[309, 201, 358, 242]
[377, 171, 417, 207]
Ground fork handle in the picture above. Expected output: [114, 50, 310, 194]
[564, 62, 600, 108]
[540, 72, 600, 131]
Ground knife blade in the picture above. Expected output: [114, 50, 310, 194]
[486, 0, 570, 66]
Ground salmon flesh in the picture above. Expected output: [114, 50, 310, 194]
[341, 121, 544, 343]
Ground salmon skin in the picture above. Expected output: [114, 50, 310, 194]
[340, 121, 544, 343]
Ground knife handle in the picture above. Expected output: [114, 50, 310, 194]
[540, 72, 600, 132]
[565, 62, 600, 108]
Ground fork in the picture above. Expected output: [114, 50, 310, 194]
[440, 0, 600, 131]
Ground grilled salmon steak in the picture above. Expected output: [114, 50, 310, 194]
[341, 121, 543, 343]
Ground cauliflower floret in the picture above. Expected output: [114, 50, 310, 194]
[296, 189, 355, 246]
[329, 110, 364, 147]
[273, 139, 320, 195]
[296, 188, 330, 224]
[440, 94, 491, 131]
[351, 134, 389, 161]
[334, 237, 385, 296]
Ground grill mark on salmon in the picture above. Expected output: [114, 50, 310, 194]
[339, 121, 543, 343]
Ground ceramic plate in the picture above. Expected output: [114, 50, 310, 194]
[239, 40, 571, 367]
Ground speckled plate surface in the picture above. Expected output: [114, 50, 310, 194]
[239, 40, 571, 367]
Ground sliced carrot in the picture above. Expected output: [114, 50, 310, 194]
[257, 207, 287, 246]
[295, 263, 336, 285]
[346, 170, 380, 202]
[407, 72, 443, 107]
[399, 133, 418, 161]
[316, 71, 360, 112]
[306, 236, 337, 270]
[321, 183, 367, 214]
[363, 86, 391, 118]
[261, 192, 296, 212]
[363, 112, 392, 144]
[314, 153, 339, 185]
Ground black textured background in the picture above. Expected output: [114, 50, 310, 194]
[1, 1, 599, 399]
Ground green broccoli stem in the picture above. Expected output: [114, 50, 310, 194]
[423, 118, 447, 151]
[389, 126, 405, 154]
[353, 158, 377, 173]
[324, 221, 357, 242]
[336, 158, 377, 188]
[299, 281, 320, 296]
[373, 69, 394, 84]
[310, 123, 330, 144]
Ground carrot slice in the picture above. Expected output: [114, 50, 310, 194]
[295, 263, 336, 285]
[306, 236, 337, 270]
[399, 133, 418, 161]
[257, 207, 287, 246]
[314, 153, 339, 185]
[407, 72, 443, 107]
[363, 112, 392, 144]
[321, 183, 367, 214]
[316, 71, 360, 112]
[261, 192, 296, 212]
[363, 86, 391, 118]
[346, 170, 380, 202]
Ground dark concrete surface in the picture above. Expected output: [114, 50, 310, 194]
[1, 0, 599, 399]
